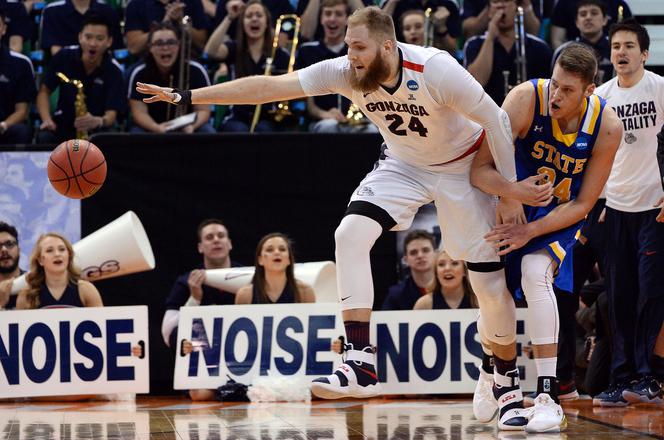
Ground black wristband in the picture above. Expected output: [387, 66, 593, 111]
[172, 88, 192, 106]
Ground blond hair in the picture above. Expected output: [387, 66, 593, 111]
[428, 250, 478, 308]
[347, 6, 396, 42]
[23, 233, 81, 309]
[556, 42, 598, 85]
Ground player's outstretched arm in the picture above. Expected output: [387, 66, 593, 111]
[470, 82, 553, 206]
[137, 71, 307, 106]
[486, 107, 623, 254]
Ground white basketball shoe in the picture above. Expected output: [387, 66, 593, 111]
[474, 368, 499, 422]
[526, 393, 567, 433]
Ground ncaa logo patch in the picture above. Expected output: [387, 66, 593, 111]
[407, 80, 419, 91]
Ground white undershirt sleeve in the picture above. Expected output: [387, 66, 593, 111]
[424, 53, 517, 182]
[161, 309, 179, 347]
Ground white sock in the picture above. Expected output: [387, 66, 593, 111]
[535, 357, 557, 378]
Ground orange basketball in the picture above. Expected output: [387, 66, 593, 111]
[48, 139, 107, 199]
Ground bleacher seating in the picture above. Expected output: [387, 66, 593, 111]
[630, 0, 663, 16]
[645, 25, 664, 67]
[631, 0, 664, 67]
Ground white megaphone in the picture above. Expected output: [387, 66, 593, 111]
[11, 211, 155, 294]
[204, 261, 338, 302]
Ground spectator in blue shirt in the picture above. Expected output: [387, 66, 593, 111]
[36, 13, 126, 143]
[398, 9, 457, 54]
[550, 0, 629, 49]
[382, 0, 461, 51]
[464, 0, 552, 106]
[204, 0, 290, 132]
[128, 23, 214, 132]
[382, 230, 436, 311]
[0, 221, 23, 310]
[125, 0, 208, 55]
[296, 0, 368, 42]
[414, 249, 478, 310]
[461, 0, 548, 39]
[295, 0, 376, 133]
[0, 0, 31, 52]
[234, 232, 316, 305]
[210, 0, 290, 39]
[162, 219, 241, 401]
[211, 0, 370, 47]
[40, 0, 123, 55]
[0, 10, 36, 144]
[399, 9, 425, 46]
[551, 0, 613, 85]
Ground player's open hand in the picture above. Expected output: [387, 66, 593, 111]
[484, 223, 534, 255]
[496, 197, 526, 225]
[137, 82, 180, 104]
[655, 197, 664, 223]
[510, 174, 553, 207]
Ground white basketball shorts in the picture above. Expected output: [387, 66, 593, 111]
[349, 154, 499, 263]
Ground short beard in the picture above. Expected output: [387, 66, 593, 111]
[349, 48, 392, 93]
[0, 257, 19, 274]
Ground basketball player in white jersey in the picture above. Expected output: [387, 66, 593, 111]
[138, 6, 553, 430]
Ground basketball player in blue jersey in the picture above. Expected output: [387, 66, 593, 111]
[138, 6, 554, 429]
[471, 43, 623, 432]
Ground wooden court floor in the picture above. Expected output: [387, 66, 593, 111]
[0, 396, 662, 439]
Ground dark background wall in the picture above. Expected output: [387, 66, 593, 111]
[69, 133, 399, 393]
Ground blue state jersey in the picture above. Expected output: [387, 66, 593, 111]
[506, 78, 606, 295]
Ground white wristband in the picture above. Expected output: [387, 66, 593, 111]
[185, 296, 201, 307]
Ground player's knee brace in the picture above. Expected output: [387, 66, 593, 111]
[334, 215, 380, 256]
[334, 215, 383, 310]
[468, 269, 517, 345]
[520, 252, 558, 345]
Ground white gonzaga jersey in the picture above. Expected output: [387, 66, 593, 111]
[596, 70, 664, 212]
[298, 42, 486, 169]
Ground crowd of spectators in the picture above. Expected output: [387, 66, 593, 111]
[0, 0, 634, 142]
[1, 0, 663, 409]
